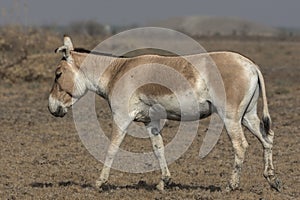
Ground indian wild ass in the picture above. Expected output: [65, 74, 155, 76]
[48, 36, 281, 191]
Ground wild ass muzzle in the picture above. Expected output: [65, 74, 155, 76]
[48, 35, 281, 192]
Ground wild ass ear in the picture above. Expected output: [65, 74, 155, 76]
[63, 35, 74, 51]
[55, 35, 74, 61]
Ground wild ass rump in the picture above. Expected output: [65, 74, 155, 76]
[48, 36, 281, 191]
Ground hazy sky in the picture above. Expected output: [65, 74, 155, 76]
[0, 0, 299, 28]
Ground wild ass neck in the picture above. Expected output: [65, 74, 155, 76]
[71, 51, 127, 99]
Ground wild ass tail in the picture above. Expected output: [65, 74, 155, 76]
[255, 65, 274, 136]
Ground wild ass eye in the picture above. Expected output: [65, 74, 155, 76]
[55, 72, 62, 80]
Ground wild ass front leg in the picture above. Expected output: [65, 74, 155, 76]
[96, 122, 127, 188]
[146, 121, 171, 191]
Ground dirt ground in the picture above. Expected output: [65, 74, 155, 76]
[0, 33, 299, 199]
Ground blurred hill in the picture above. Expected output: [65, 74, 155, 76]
[150, 16, 281, 37]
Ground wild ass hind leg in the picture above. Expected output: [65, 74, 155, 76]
[146, 120, 171, 191]
[242, 107, 281, 192]
[96, 120, 129, 189]
[224, 118, 249, 191]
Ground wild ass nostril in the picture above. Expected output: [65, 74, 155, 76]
[49, 105, 66, 117]
[57, 106, 65, 117]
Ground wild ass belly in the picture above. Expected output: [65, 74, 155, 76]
[132, 92, 212, 123]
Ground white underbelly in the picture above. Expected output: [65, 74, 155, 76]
[133, 92, 211, 122]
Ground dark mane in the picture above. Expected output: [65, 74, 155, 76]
[73, 47, 125, 58]
[73, 48, 91, 54]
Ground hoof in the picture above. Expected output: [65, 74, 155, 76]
[268, 177, 282, 192]
[225, 183, 239, 192]
[156, 181, 165, 191]
[156, 177, 171, 191]
[95, 179, 107, 189]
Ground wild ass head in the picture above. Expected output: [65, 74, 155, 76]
[48, 35, 88, 117]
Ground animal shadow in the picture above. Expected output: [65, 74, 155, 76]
[30, 180, 222, 192]
[100, 181, 222, 192]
